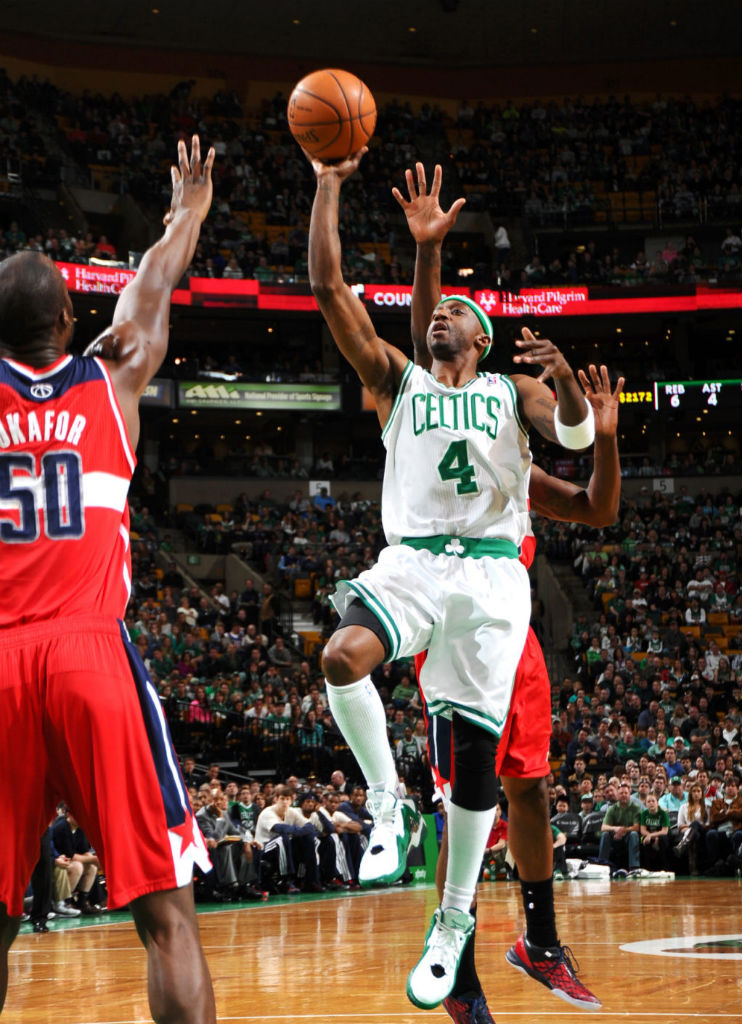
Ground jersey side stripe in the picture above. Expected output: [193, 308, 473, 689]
[380, 359, 414, 443]
[500, 374, 528, 437]
[94, 358, 136, 473]
[119, 526, 131, 604]
[82, 471, 130, 512]
[345, 579, 402, 660]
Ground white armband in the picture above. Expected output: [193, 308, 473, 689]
[554, 397, 595, 449]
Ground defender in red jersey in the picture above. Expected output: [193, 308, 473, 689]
[0, 137, 217, 1023]
[398, 163, 622, 1020]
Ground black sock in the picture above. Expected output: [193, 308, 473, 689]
[520, 877, 558, 949]
[450, 904, 482, 998]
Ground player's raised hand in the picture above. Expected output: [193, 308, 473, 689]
[303, 146, 368, 183]
[165, 135, 215, 226]
[392, 163, 466, 245]
[513, 327, 574, 383]
[578, 364, 625, 438]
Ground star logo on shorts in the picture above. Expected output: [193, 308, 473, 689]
[169, 819, 195, 857]
[445, 538, 465, 556]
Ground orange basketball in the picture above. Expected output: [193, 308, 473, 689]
[287, 68, 376, 162]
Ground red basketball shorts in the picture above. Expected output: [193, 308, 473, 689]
[0, 616, 210, 916]
[418, 625, 551, 803]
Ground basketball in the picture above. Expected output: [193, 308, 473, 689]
[287, 68, 376, 162]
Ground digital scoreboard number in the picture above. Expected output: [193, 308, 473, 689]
[618, 390, 653, 405]
[653, 379, 742, 412]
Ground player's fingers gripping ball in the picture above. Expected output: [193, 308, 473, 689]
[288, 68, 376, 162]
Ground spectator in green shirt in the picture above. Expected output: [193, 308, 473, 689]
[391, 674, 417, 708]
[615, 728, 645, 762]
[551, 822, 568, 879]
[599, 783, 640, 868]
[640, 793, 671, 870]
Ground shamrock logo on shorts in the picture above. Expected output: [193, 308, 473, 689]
[444, 538, 465, 557]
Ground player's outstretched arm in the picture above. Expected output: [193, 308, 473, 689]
[529, 365, 624, 526]
[87, 136, 215, 443]
[512, 329, 595, 449]
[393, 163, 465, 366]
[307, 148, 407, 428]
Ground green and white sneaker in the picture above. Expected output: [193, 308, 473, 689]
[406, 906, 476, 1009]
[359, 790, 423, 886]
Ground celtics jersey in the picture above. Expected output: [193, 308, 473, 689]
[380, 362, 532, 547]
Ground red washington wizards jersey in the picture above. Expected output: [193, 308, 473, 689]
[0, 354, 135, 627]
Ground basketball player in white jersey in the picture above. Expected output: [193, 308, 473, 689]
[306, 146, 595, 1011]
[396, 161, 621, 1022]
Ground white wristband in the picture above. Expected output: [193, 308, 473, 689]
[554, 397, 595, 449]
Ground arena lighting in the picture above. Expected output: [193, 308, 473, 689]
[201, 371, 239, 382]
[89, 257, 126, 268]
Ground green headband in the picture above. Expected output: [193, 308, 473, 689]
[435, 295, 493, 361]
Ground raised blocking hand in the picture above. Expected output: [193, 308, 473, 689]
[164, 135, 216, 226]
[577, 364, 625, 438]
[392, 162, 466, 245]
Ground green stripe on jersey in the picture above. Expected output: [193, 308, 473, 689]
[501, 374, 528, 438]
[401, 535, 518, 560]
[346, 580, 402, 661]
[381, 360, 414, 442]
[425, 698, 507, 738]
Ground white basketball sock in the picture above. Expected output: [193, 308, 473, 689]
[442, 802, 496, 913]
[326, 677, 399, 793]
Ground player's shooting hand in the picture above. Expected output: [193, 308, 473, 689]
[577, 364, 625, 438]
[303, 146, 368, 184]
[164, 135, 216, 227]
[392, 162, 466, 245]
[513, 328, 573, 383]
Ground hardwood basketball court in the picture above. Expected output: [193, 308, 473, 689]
[7, 878, 742, 1023]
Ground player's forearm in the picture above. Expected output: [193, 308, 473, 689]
[309, 175, 344, 295]
[411, 242, 441, 366]
[584, 431, 621, 526]
[112, 208, 202, 336]
[553, 373, 592, 428]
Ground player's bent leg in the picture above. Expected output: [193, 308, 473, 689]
[501, 775, 600, 1011]
[321, 622, 385, 686]
[437, 824, 495, 1024]
[323, 617, 421, 885]
[0, 905, 21, 1012]
[130, 884, 216, 1024]
[408, 717, 495, 1010]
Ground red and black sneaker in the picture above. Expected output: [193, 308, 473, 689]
[505, 933, 601, 1010]
[443, 992, 496, 1024]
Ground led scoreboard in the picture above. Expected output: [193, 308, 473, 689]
[653, 379, 742, 413]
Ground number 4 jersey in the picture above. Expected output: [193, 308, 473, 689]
[380, 362, 532, 547]
[0, 354, 134, 627]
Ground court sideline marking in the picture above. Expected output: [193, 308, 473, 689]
[66, 1013, 742, 1023]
